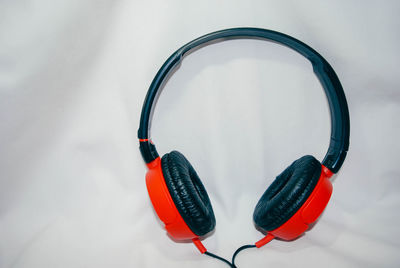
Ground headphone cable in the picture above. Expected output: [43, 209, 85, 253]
[231, 244, 257, 267]
[204, 251, 235, 267]
[202, 244, 257, 268]
[194, 238, 234, 267]
[196, 238, 262, 267]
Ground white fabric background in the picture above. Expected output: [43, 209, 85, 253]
[1, 1, 399, 267]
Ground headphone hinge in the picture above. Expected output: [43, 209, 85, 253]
[139, 140, 159, 163]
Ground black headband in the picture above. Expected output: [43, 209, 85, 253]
[138, 28, 350, 173]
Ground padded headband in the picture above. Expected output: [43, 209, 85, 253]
[138, 28, 350, 173]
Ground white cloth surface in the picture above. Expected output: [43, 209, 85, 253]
[1, 1, 399, 267]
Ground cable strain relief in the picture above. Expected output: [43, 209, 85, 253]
[255, 233, 275, 248]
[192, 238, 207, 254]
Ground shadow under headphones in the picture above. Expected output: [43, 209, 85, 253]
[138, 28, 350, 267]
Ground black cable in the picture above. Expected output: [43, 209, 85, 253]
[204, 251, 234, 267]
[231, 244, 257, 267]
[203, 244, 257, 267]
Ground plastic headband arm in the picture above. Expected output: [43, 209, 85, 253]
[138, 28, 350, 173]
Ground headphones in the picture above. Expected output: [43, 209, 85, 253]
[138, 28, 350, 266]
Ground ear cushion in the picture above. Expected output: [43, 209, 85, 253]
[253, 155, 322, 232]
[161, 151, 216, 236]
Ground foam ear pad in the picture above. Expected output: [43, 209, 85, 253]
[253, 155, 322, 232]
[161, 151, 216, 236]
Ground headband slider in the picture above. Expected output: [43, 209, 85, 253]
[140, 140, 159, 163]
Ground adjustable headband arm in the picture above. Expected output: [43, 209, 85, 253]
[138, 28, 349, 173]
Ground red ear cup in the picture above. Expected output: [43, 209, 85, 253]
[161, 151, 216, 237]
[254, 155, 333, 243]
[145, 151, 215, 240]
[266, 167, 332, 241]
[145, 157, 197, 240]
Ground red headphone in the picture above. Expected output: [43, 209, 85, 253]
[138, 28, 350, 267]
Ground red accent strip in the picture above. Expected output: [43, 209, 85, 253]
[192, 238, 207, 254]
[322, 165, 334, 178]
[139, 138, 149, 142]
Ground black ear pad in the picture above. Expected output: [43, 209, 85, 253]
[253, 155, 322, 232]
[161, 151, 216, 236]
